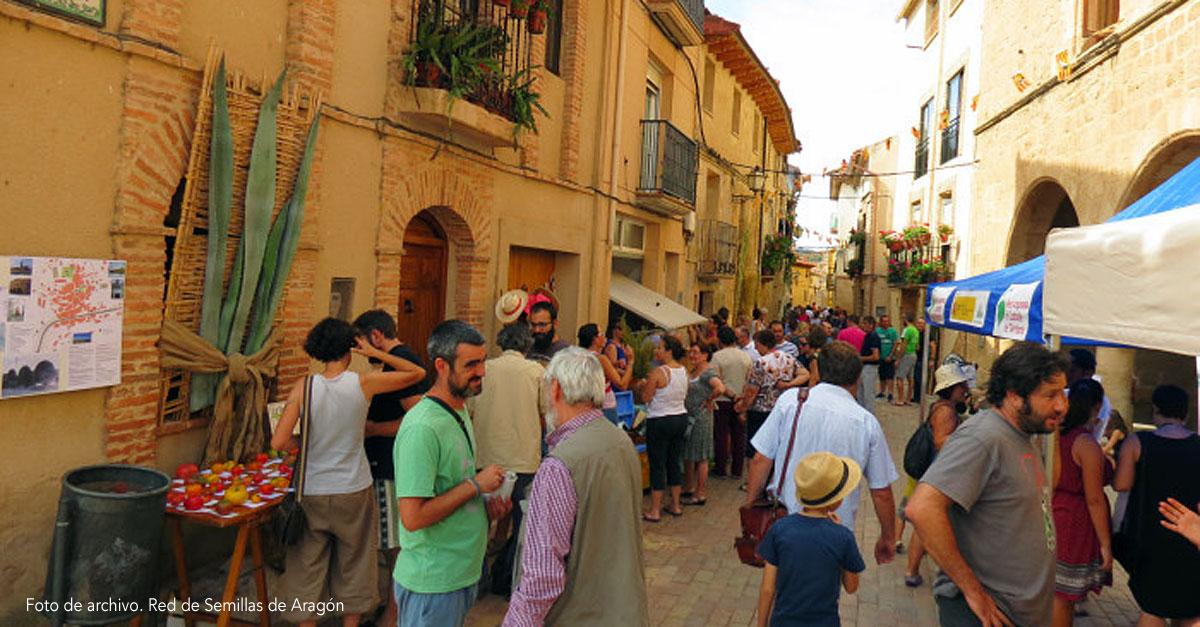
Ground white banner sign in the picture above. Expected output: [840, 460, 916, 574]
[927, 286, 955, 325]
[1, 256, 125, 399]
[994, 282, 1040, 341]
[948, 290, 990, 328]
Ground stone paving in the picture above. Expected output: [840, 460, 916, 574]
[466, 400, 1143, 626]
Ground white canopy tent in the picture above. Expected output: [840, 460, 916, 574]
[1044, 204, 1200, 356]
[608, 274, 707, 330]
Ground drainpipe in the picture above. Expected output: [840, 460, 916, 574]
[592, 0, 630, 321]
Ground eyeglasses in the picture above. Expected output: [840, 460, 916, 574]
[530, 321, 553, 330]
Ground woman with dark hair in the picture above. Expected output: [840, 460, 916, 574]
[1114, 384, 1200, 625]
[1052, 378, 1112, 626]
[604, 321, 632, 371]
[579, 323, 631, 419]
[271, 318, 426, 627]
[681, 341, 725, 506]
[636, 334, 689, 522]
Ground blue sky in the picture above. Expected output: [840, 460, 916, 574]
[704, 0, 915, 246]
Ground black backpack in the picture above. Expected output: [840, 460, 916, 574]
[903, 420, 936, 479]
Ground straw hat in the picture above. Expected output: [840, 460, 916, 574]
[794, 452, 862, 509]
[495, 289, 529, 324]
[933, 363, 970, 394]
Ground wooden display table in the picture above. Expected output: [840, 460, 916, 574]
[167, 503, 278, 627]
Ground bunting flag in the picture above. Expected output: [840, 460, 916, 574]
[910, 126, 921, 139]
[938, 109, 950, 130]
[971, 94, 979, 111]
[1012, 73, 1032, 92]
[1055, 50, 1073, 81]
[885, 137, 892, 150]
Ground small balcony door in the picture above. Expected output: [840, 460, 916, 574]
[641, 78, 662, 189]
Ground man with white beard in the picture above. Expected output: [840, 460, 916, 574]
[504, 347, 649, 626]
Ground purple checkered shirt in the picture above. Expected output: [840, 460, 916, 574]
[502, 408, 605, 627]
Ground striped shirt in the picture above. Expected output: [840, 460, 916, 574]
[503, 409, 604, 627]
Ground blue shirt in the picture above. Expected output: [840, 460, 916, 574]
[758, 514, 865, 626]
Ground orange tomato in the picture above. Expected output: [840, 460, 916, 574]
[185, 483, 204, 497]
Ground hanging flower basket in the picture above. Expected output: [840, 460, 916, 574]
[493, 0, 511, 6]
[510, 0, 531, 18]
[528, 9, 548, 33]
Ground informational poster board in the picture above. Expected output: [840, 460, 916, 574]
[1, 256, 125, 399]
[994, 282, 1040, 341]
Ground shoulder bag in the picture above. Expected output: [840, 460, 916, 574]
[271, 375, 313, 546]
[734, 388, 808, 567]
[903, 402, 942, 479]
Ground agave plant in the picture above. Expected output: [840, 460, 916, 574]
[191, 65, 321, 410]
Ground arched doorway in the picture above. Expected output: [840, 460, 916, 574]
[397, 210, 447, 367]
[1005, 179, 1079, 265]
[1120, 134, 1200, 426]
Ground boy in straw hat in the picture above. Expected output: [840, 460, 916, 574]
[755, 451, 866, 626]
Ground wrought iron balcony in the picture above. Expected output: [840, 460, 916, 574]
[637, 119, 698, 216]
[697, 219, 738, 278]
[645, 0, 706, 46]
[940, 117, 960, 164]
[914, 137, 930, 179]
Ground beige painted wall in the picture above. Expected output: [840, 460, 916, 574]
[179, 0, 289, 80]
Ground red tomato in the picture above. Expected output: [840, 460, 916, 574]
[258, 484, 275, 496]
[214, 499, 234, 515]
[175, 463, 200, 479]
[184, 495, 204, 510]
[255, 453, 270, 464]
[246, 461, 262, 472]
[167, 492, 186, 506]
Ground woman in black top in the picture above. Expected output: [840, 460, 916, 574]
[1113, 384, 1200, 624]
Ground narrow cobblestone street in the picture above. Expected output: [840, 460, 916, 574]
[467, 401, 1144, 626]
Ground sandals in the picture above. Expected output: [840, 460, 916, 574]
[682, 497, 707, 506]
[904, 574, 924, 587]
[642, 513, 662, 523]
[665, 507, 684, 517]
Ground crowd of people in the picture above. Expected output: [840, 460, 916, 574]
[264, 292, 1200, 627]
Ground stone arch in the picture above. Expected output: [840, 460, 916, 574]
[1004, 178, 1079, 266]
[377, 161, 493, 330]
[1117, 131, 1200, 426]
[1117, 129, 1200, 212]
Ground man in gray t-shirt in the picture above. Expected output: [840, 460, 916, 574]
[906, 343, 1069, 627]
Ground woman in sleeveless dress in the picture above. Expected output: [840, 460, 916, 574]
[271, 318, 426, 627]
[636, 334, 689, 522]
[1114, 384, 1200, 625]
[579, 323, 631, 422]
[1052, 379, 1112, 626]
[681, 341, 725, 506]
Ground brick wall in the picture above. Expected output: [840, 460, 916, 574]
[107, 47, 200, 463]
[558, 0, 587, 181]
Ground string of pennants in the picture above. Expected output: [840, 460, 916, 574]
[794, 224, 840, 247]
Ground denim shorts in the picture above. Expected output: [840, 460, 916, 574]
[394, 580, 477, 627]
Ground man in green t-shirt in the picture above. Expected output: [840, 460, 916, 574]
[875, 315, 900, 402]
[393, 320, 511, 626]
[894, 313, 921, 407]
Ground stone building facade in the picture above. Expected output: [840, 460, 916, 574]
[965, 0, 1200, 421]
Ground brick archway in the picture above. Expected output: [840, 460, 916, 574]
[377, 154, 493, 330]
[1004, 177, 1078, 266]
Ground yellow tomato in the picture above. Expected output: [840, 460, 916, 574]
[225, 485, 249, 506]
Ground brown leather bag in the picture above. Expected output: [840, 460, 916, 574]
[734, 389, 807, 567]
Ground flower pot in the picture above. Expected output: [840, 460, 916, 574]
[416, 61, 441, 87]
[510, 0, 531, 18]
[493, 0, 511, 6]
[887, 241, 903, 252]
[940, 233, 950, 243]
[527, 9, 548, 33]
[919, 233, 931, 246]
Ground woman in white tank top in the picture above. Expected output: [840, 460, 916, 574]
[637, 334, 690, 522]
[270, 318, 425, 626]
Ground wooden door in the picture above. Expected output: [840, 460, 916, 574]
[507, 246, 556, 292]
[398, 214, 447, 367]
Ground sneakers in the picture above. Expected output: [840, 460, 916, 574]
[904, 574, 924, 587]
[887, 394, 894, 402]
[895, 541, 906, 554]
[875, 393, 885, 399]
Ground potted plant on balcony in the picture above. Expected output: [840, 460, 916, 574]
[887, 257, 908, 284]
[879, 230, 904, 252]
[528, 0, 554, 33]
[848, 229, 866, 247]
[508, 66, 550, 136]
[510, 0, 532, 18]
[492, 0, 511, 6]
[846, 257, 864, 278]
[938, 223, 953, 242]
[400, 16, 449, 87]
[761, 233, 796, 277]
[902, 224, 931, 248]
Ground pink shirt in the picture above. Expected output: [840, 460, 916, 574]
[836, 326, 866, 352]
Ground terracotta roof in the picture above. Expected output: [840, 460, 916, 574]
[705, 13, 801, 156]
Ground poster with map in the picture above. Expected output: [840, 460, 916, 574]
[0, 256, 124, 399]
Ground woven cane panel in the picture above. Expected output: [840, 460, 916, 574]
[159, 49, 321, 429]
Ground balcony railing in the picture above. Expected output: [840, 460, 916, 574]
[914, 137, 930, 179]
[638, 119, 698, 208]
[940, 117, 960, 164]
[679, 0, 705, 34]
[886, 238, 954, 286]
[407, 0, 533, 123]
[697, 219, 738, 278]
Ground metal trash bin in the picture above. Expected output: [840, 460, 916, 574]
[42, 464, 171, 625]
